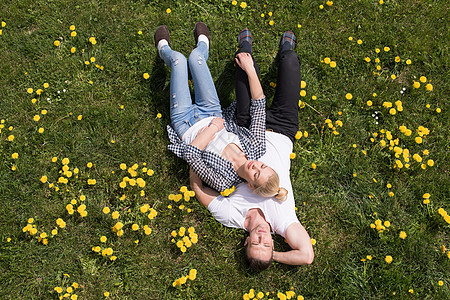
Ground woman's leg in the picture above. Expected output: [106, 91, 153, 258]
[188, 41, 222, 119]
[160, 45, 195, 137]
[266, 32, 301, 142]
[235, 29, 260, 128]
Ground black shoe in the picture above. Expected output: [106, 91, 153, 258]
[194, 22, 210, 44]
[154, 25, 170, 48]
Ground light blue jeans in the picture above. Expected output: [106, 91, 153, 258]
[160, 42, 222, 137]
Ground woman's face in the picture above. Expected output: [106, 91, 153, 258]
[237, 160, 274, 189]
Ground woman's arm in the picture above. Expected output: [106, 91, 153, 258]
[183, 144, 234, 193]
[190, 117, 224, 150]
[235, 53, 264, 101]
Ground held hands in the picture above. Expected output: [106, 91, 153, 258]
[235, 52, 255, 74]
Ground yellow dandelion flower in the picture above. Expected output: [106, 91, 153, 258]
[385, 255, 393, 263]
[330, 61, 337, 68]
[269, 20, 274, 26]
[357, 39, 363, 45]
[143, 73, 149, 79]
[345, 93, 353, 100]
[54, 40, 60, 47]
[240, 2, 247, 9]
[166, 8, 171, 13]
[425, 83, 433, 91]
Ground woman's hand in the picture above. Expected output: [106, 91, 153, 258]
[209, 117, 224, 132]
[190, 118, 223, 150]
[235, 52, 264, 101]
[235, 52, 255, 74]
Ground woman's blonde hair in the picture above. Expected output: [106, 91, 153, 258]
[252, 170, 288, 202]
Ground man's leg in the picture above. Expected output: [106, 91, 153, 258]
[235, 29, 260, 128]
[188, 23, 222, 119]
[266, 31, 301, 142]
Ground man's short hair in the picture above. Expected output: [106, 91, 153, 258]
[244, 244, 273, 272]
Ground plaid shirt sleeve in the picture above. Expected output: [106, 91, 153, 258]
[223, 97, 267, 161]
[248, 97, 266, 158]
[166, 125, 186, 159]
[184, 144, 239, 192]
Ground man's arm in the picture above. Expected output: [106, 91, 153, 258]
[272, 223, 314, 265]
[189, 168, 219, 207]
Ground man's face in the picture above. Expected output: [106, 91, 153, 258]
[237, 161, 275, 189]
[245, 223, 274, 261]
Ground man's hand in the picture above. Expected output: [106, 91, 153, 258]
[272, 223, 314, 265]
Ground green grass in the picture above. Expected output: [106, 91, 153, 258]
[0, 0, 449, 299]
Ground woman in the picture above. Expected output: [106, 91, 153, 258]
[154, 22, 286, 201]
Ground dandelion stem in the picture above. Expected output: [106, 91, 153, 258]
[188, 0, 209, 15]
[304, 102, 321, 115]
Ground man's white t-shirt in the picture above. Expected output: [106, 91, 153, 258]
[207, 131, 300, 237]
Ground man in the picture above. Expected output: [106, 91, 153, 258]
[189, 29, 314, 271]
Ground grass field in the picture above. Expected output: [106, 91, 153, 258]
[0, 0, 449, 299]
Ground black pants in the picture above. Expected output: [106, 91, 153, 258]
[235, 44, 301, 142]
